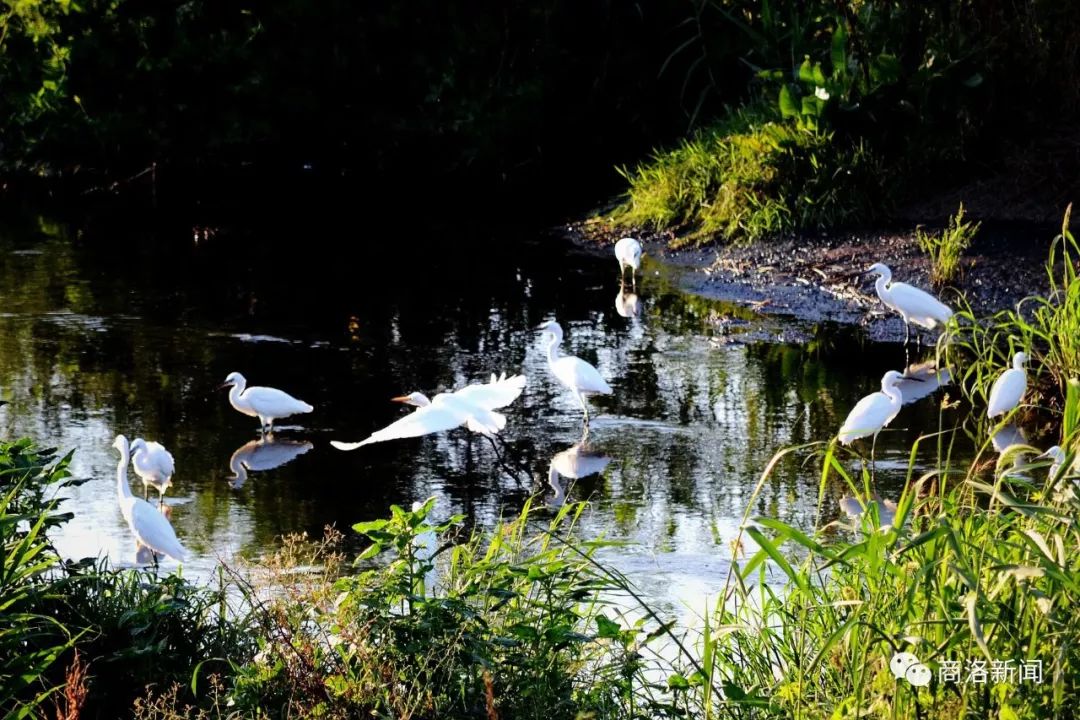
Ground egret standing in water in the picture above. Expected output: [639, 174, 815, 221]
[864, 263, 953, 345]
[538, 321, 612, 425]
[112, 435, 188, 565]
[129, 438, 175, 504]
[838, 371, 910, 467]
[331, 373, 526, 450]
[218, 371, 313, 434]
[614, 237, 642, 290]
[987, 351, 1028, 419]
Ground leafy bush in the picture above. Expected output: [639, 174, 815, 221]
[614, 108, 883, 245]
[917, 203, 979, 287]
[0, 439, 77, 719]
[227, 500, 655, 720]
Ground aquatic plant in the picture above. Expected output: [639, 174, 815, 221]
[918, 203, 979, 287]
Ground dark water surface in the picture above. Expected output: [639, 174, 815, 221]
[0, 211, 960, 613]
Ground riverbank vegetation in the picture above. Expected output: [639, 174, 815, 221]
[5, 357, 1080, 718]
[609, 1, 1080, 244]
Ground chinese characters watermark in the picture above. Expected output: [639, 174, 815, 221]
[891, 652, 1043, 687]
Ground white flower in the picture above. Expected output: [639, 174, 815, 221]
[814, 86, 830, 101]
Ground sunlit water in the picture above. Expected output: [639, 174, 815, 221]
[0, 211, 962, 622]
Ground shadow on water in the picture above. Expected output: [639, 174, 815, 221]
[0, 210, 970, 610]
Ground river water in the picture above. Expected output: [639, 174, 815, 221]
[0, 210, 958, 616]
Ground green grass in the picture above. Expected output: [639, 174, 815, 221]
[609, 107, 884, 246]
[917, 203, 980, 287]
[947, 206, 1079, 418]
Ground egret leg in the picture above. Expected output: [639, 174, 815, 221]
[577, 392, 591, 426]
[903, 321, 911, 347]
[870, 432, 879, 482]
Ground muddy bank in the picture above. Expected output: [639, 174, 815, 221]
[564, 217, 1061, 343]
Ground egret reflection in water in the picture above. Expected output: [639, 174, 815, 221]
[228, 435, 314, 488]
[615, 288, 642, 319]
[897, 361, 951, 405]
[544, 437, 612, 509]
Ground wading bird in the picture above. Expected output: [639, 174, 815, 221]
[218, 372, 313, 434]
[129, 438, 175, 504]
[615, 237, 642, 289]
[1035, 445, 1068, 482]
[538, 321, 612, 425]
[838, 370, 908, 455]
[987, 351, 1028, 419]
[113, 435, 188, 565]
[864, 263, 953, 345]
[330, 372, 526, 450]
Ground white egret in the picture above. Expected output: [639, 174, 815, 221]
[129, 438, 175, 503]
[987, 351, 1028, 419]
[218, 371, 313, 433]
[331, 372, 526, 450]
[614, 237, 642, 289]
[615, 289, 641, 318]
[228, 435, 313, 488]
[1035, 445, 1065, 480]
[837, 370, 907, 447]
[538, 321, 612, 424]
[865, 263, 953, 345]
[112, 435, 188, 564]
[838, 494, 898, 528]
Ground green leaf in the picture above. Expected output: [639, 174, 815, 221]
[779, 85, 799, 118]
[871, 54, 901, 86]
[595, 614, 622, 639]
[831, 24, 848, 76]
[668, 673, 690, 689]
[798, 58, 815, 83]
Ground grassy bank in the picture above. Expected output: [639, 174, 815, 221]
[608, 1, 1080, 246]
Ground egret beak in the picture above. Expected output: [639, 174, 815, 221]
[1034, 450, 1054, 461]
[390, 395, 411, 403]
[215, 382, 231, 391]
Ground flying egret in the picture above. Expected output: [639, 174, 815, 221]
[614, 237, 642, 289]
[112, 435, 188, 565]
[987, 351, 1028, 419]
[129, 438, 175, 504]
[330, 372, 526, 450]
[218, 372, 313, 433]
[838, 370, 908, 448]
[538, 321, 612, 425]
[864, 263, 954, 345]
[228, 435, 313, 488]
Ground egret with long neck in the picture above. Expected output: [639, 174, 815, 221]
[218, 371, 313, 434]
[113, 435, 188, 565]
[538, 320, 612, 425]
[865, 263, 953, 346]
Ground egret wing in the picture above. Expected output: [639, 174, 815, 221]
[331, 403, 468, 450]
[988, 368, 1025, 417]
[453, 373, 526, 410]
[890, 283, 953, 326]
[838, 392, 896, 443]
[130, 500, 187, 561]
[147, 442, 175, 477]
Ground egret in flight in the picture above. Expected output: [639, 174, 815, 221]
[331, 372, 526, 450]
[615, 237, 642, 289]
[218, 372, 313, 433]
[864, 263, 953, 345]
[112, 435, 188, 565]
[538, 321, 612, 425]
[987, 351, 1028, 419]
[838, 370, 909, 457]
[129, 438, 175, 504]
